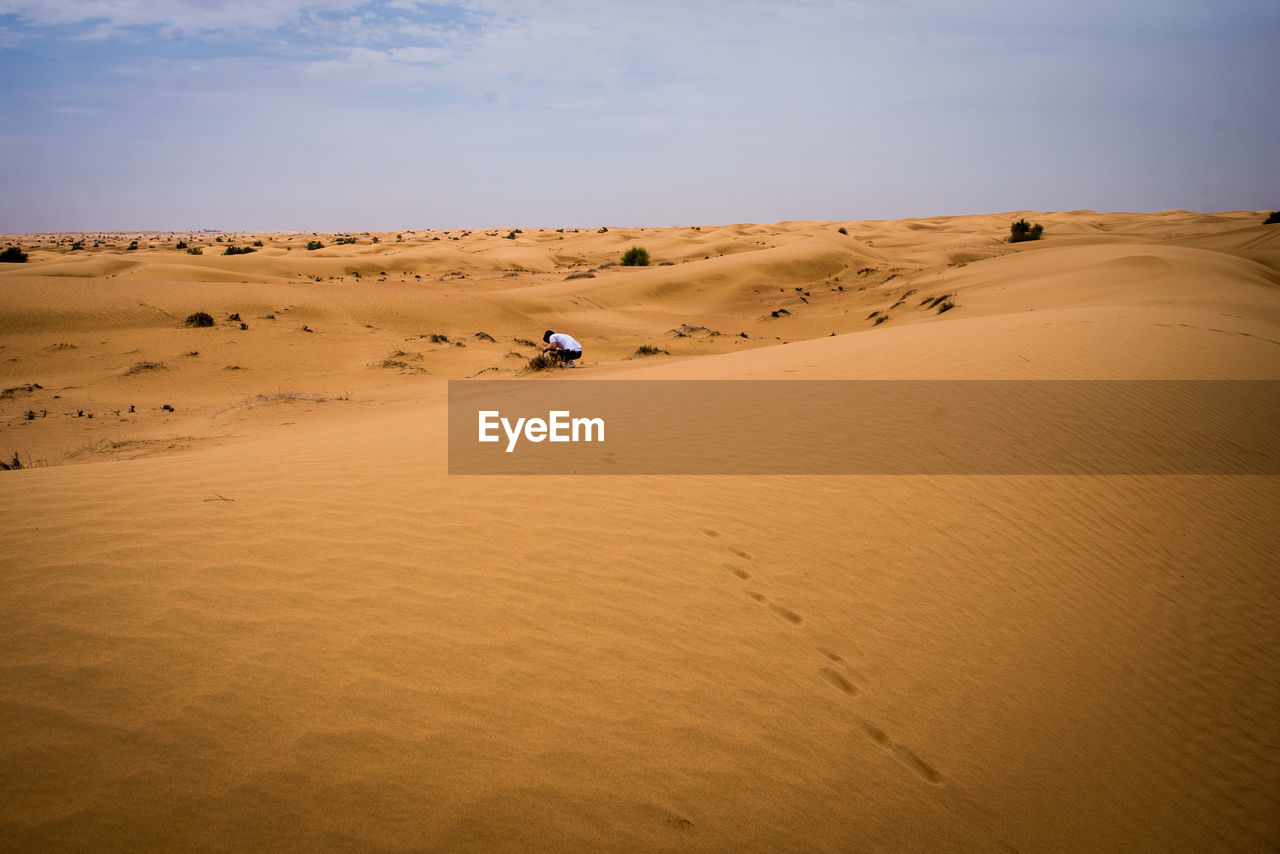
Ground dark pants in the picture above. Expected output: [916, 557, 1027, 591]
[554, 349, 582, 363]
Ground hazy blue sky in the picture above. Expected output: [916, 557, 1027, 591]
[1, 0, 1277, 231]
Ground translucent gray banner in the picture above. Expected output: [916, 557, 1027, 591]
[447, 380, 1280, 475]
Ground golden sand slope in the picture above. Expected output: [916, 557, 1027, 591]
[1, 211, 1278, 852]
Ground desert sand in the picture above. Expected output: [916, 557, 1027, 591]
[1, 211, 1278, 852]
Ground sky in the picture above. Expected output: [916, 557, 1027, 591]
[0, 0, 1277, 231]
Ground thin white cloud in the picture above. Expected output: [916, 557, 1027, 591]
[0, 0, 365, 34]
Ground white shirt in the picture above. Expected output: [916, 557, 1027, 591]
[549, 333, 581, 351]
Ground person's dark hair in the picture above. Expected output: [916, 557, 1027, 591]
[543, 329, 554, 343]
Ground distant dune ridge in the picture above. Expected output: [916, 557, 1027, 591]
[1, 210, 1278, 852]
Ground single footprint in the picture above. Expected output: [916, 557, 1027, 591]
[769, 603, 803, 625]
[702, 529, 720, 538]
[819, 649, 844, 664]
[746, 591, 767, 602]
[855, 716, 890, 749]
[819, 666, 857, 696]
[894, 744, 944, 784]
[728, 547, 752, 560]
[723, 562, 750, 580]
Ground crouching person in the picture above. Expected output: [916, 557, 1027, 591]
[542, 330, 582, 368]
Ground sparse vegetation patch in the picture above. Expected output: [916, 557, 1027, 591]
[621, 246, 650, 266]
[523, 353, 560, 372]
[1009, 218, 1044, 242]
[124, 361, 167, 376]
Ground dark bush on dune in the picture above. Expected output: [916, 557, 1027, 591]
[306, 240, 324, 250]
[223, 245, 255, 255]
[0, 246, 28, 263]
[621, 246, 650, 266]
[1265, 211, 1280, 225]
[185, 312, 215, 327]
[1009, 219, 1044, 243]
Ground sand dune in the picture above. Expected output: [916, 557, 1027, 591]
[2, 210, 1278, 852]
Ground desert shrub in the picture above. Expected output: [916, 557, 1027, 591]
[252, 240, 264, 247]
[223, 245, 255, 255]
[71, 240, 84, 251]
[1009, 219, 1044, 242]
[525, 353, 558, 371]
[597, 226, 608, 233]
[621, 246, 650, 266]
[124, 361, 167, 376]
[473, 331, 496, 342]
[187, 247, 203, 255]
[185, 312, 215, 327]
[504, 230, 518, 239]
[127, 240, 139, 250]
[306, 240, 324, 250]
[565, 271, 595, 280]
[1265, 211, 1280, 225]
[635, 345, 668, 356]
[838, 227, 848, 235]
[175, 240, 187, 249]
[335, 237, 356, 245]
[1, 246, 28, 263]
